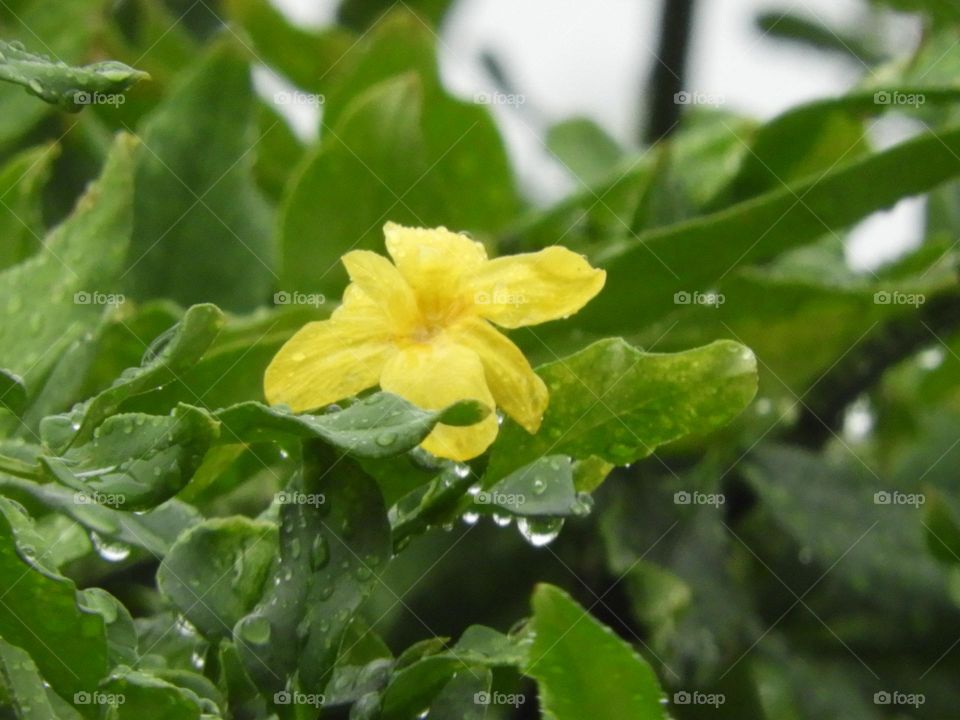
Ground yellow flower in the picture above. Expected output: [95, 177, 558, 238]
[264, 223, 606, 461]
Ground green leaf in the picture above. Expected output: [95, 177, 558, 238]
[234, 443, 391, 697]
[755, 11, 882, 64]
[49, 303, 225, 450]
[99, 667, 212, 718]
[0, 39, 148, 110]
[526, 584, 668, 720]
[924, 491, 960, 566]
[715, 89, 960, 207]
[0, 133, 136, 387]
[547, 117, 623, 187]
[0, 143, 57, 271]
[487, 339, 758, 483]
[743, 445, 952, 640]
[279, 13, 517, 296]
[0, 0, 108, 146]
[126, 39, 274, 311]
[0, 368, 27, 416]
[452, 625, 530, 666]
[0, 638, 82, 720]
[158, 517, 278, 638]
[579, 121, 960, 335]
[77, 587, 138, 667]
[41, 404, 220, 511]
[0, 475, 201, 556]
[223, 0, 355, 93]
[0, 498, 108, 706]
[428, 667, 493, 720]
[215, 393, 490, 458]
[480, 456, 580, 517]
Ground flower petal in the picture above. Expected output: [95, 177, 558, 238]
[469, 246, 606, 328]
[264, 317, 395, 412]
[383, 222, 487, 309]
[447, 317, 547, 434]
[341, 249, 418, 331]
[379, 341, 498, 461]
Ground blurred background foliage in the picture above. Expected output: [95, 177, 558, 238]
[1, 0, 960, 718]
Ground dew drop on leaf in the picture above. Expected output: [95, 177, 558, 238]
[376, 431, 397, 447]
[239, 615, 271, 645]
[310, 535, 329, 569]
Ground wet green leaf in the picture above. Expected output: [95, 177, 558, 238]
[216, 393, 489, 458]
[526, 584, 668, 720]
[158, 517, 279, 638]
[487, 339, 757, 483]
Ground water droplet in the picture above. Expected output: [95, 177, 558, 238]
[89, 532, 131, 562]
[454, 464, 471, 479]
[532, 477, 547, 495]
[571, 492, 594, 517]
[310, 535, 329, 569]
[492, 513, 512, 528]
[190, 650, 205, 670]
[376, 431, 397, 447]
[239, 615, 271, 645]
[461, 511, 479, 525]
[517, 517, 564, 547]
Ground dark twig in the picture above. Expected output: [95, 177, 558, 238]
[644, 0, 698, 144]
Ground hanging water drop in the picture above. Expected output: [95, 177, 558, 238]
[89, 532, 131, 562]
[517, 517, 564, 547]
[461, 511, 479, 525]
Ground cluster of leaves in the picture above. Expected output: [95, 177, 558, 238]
[0, 0, 957, 718]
